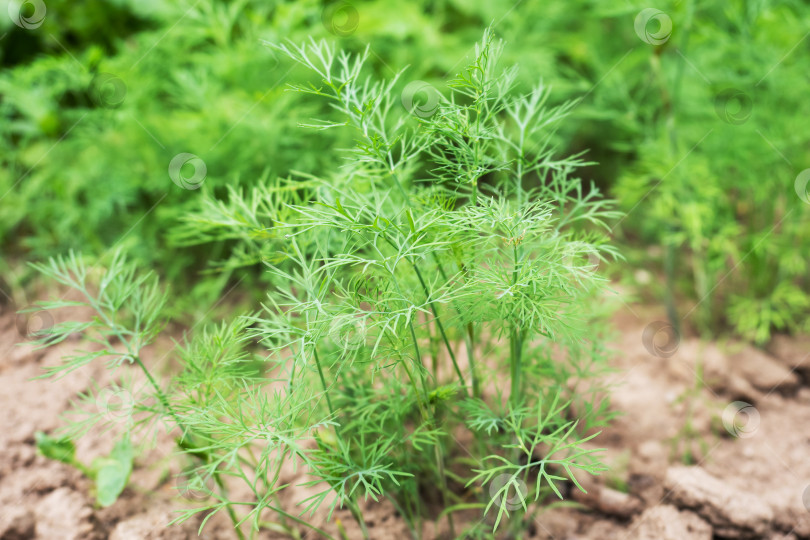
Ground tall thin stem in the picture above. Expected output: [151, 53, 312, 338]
[433, 253, 481, 398]
[465, 325, 480, 397]
[509, 243, 524, 407]
[404, 319, 456, 537]
[312, 349, 336, 420]
[509, 328, 524, 407]
[386, 171, 467, 390]
[133, 357, 245, 540]
[412, 266, 466, 390]
[79, 286, 247, 539]
[312, 349, 370, 539]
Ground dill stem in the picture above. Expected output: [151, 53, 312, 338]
[312, 348, 372, 538]
[254, 504, 337, 540]
[432, 254, 480, 398]
[405, 320, 456, 537]
[509, 328, 523, 407]
[386, 170, 467, 390]
[428, 315, 440, 381]
[406, 321, 430, 411]
[465, 323, 480, 398]
[133, 356, 182, 427]
[433, 443, 456, 537]
[311, 349, 336, 421]
[348, 501, 371, 539]
[509, 243, 524, 407]
[84, 293, 246, 539]
[336, 519, 350, 540]
[412, 265, 466, 389]
[394, 311, 457, 537]
[133, 357, 246, 540]
[516, 128, 525, 206]
[388, 493, 419, 539]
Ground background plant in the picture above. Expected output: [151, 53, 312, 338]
[4, 0, 808, 343]
[608, 0, 810, 343]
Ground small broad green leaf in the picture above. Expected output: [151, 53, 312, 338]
[35, 431, 77, 465]
[92, 435, 134, 507]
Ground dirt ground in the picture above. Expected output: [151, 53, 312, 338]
[1, 297, 809, 539]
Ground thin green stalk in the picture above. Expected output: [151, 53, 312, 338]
[247, 504, 336, 540]
[465, 324, 480, 398]
[516, 123, 525, 206]
[133, 358, 245, 540]
[212, 472, 244, 540]
[509, 328, 524, 407]
[433, 442, 456, 538]
[336, 518, 350, 540]
[412, 266, 466, 390]
[288, 346, 298, 392]
[428, 317, 441, 381]
[386, 492, 420, 540]
[433, 253, 481, 397]
[385, 171, 467, 390]
[348, 501, 370, 539]
[406, 320, 431, 411]
[312, 350, 371, 539]
[472, 84, 482, 206]
[398, 355, 429, 422]
[391, 289, 455, 537]
[403, 319, 456, 538]
[312, 349, 336, 421]
[509, 243, 524, 407]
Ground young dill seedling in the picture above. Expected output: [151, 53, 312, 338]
[30, 31, 620, 539]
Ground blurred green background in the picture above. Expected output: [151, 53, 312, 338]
[1, 0, 808, 342]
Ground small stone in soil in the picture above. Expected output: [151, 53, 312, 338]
[630, 505, 712, 540]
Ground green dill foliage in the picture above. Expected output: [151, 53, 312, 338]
[606, 1, 810, 343]
[27, 251, 166, 377]
[31, 33, 619, 538]
[1, 0, 574, 313]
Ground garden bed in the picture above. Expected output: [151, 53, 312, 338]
[2, 302, 808, 539]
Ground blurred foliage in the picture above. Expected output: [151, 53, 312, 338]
[1, 0, 808, 341]
[606, 0, 810, 342]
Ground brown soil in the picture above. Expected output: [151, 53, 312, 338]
[1, 300, 809, 539]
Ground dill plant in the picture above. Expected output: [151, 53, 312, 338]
[30, 32, 620, 539]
